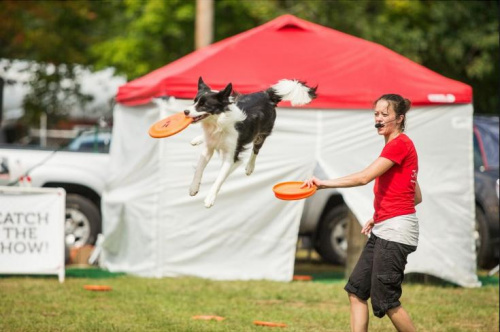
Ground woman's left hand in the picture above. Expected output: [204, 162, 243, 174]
[361, 218, 374, 236]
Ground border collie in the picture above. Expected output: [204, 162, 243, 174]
[184, 77, 317, 208]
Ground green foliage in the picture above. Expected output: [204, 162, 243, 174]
[214, 0, 278, 39]
[0, 1, 113, 126]
[0, 0, 498, 126]
[90, 0, 196, 79]
[22, 64, 94, 127]
[365, 0, 499, 114]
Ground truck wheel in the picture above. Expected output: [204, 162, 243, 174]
[475, 206, 493, 268]
[316, 205, 348, 265]
[65, 194, 101, 250]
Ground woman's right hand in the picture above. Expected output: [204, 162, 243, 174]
[301, 176, 324, 189]
[361, 218, 374, 236]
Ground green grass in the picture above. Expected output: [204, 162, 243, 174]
[0, 263, 498, 332]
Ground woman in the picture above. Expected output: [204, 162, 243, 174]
[303, 94, 422, 332]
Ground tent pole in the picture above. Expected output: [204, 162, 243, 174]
[195, 0, 214, 50]
[345, 210, 366, 279]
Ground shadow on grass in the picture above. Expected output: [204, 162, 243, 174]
[294, 259, 346, 284]
[0, 266, 125, 280]
[478, 274, 499, 286]
[2, 259, 498, 287]
[404, 272, 499, 287]
[65, 266, 126, 279]
[293, 253, 499, 287]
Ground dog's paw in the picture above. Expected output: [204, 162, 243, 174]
[204, 194, 216, 208]
[190, 136, 204, 146]
[189, 186, 199, 196]
[245, 163, 255, 176]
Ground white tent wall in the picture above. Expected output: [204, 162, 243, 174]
[101, 104, 162, 273]
[102, 99, 318, 281]
[101, 100, 479, 287]
[317, 104, 479, 287]
[403, 105, 478, 287]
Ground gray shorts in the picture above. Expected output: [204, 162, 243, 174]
[344, 233, 416, 318]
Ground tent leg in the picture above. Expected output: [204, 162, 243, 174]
[488, 265, 499, 276]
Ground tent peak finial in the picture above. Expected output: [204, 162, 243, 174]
[274, 14, 309, 31]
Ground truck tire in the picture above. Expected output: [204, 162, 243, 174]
[65, 194, 101, 250]
[475, 206, 494, 268]
[316, 205, 348, 265]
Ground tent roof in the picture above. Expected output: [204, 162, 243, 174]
[116, 15, 472, 109]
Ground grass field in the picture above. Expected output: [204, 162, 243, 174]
[1, 261, 498, 332]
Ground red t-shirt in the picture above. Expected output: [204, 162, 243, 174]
[373, 133, 418, 223]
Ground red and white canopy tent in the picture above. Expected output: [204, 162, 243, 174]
[102, 15, 479, 286]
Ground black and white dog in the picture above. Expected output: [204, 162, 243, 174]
[184, 77, 317, 208]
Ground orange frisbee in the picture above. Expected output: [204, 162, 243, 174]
[293, 275, 313, 281]
[253, 321, 287, 328]
[148, 112, 193, 138]
[83, 285, 112, 291]
[273, 181, 317, 200]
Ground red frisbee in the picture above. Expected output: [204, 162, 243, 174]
[148, 112, 193, 138]
[273, 181, 317, 200]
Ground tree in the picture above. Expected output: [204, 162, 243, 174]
[90, 0, 196, 80]
[0, 1, 116, 126]
[362, 0, 499, 114]
[0, 0, 497, 128]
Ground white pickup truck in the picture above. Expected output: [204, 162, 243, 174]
[0, 131, 111, 256]
[0, 130, 352, 265]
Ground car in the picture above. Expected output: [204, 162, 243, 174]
[0, 128, 111, 263]
[66, 130, 112, 153]
[299, 164, 351, 265]
[301, 115, 500, 268]
[472, 116, 499, 268]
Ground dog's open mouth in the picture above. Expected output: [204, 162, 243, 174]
[191, 114, 210, 123]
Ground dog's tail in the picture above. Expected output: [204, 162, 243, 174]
[267, 79, 317, 106]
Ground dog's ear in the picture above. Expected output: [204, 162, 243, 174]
[198, 77, 210, 92]
[217, 83, 232, 101]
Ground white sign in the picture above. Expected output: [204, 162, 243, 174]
[0, 186, 65, 282]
